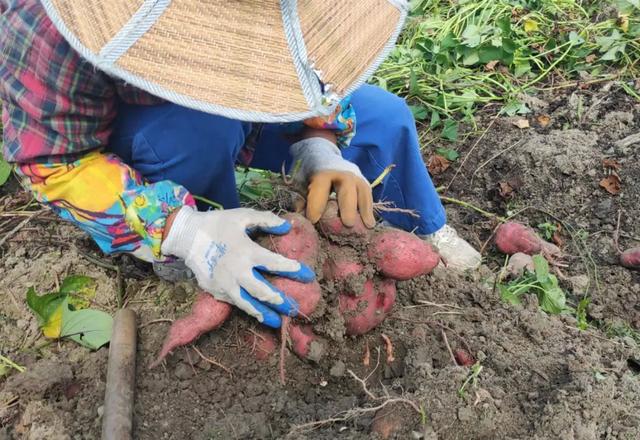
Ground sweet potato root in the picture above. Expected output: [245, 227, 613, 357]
[289, 324, 325, 362]
[150, 292, 232, 368]
[620, 247, 640, 270]
[367, 229, 440, 280]
[243, 329, 277, 360]
[339, 278, 397, 336]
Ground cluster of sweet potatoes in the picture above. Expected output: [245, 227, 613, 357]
[151, 201, 440, 367]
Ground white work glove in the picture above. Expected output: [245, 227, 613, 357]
[161, 206, 315, 328]
[290, 137, 375, 228]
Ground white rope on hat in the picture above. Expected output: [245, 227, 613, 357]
[280, 0, 332, 117]
[98, 0, 172, 66]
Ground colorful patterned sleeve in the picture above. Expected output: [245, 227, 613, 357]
[16, 152, 195, 262]
[303, 96, 356, 149]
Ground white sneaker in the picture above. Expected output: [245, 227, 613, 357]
[422, 224, 481, 271]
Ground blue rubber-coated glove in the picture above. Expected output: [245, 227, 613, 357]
[161, 206, 314, 328]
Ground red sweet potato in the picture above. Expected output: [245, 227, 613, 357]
[263, 213, 320, 268]
[495, 222, 543, 255]
[318, 201, 370, 238]
[243, 329, 277, 360]
[150, 292, 232, 368]
[289, 324, 325, 362]
[367, 229, 440, 280]
[495, 222, 562, 257]
[454, 349, 475, 367]
[339, 278, 397, 335]
[323, 256, 363, 281]
[271, 277, 322, 317]
[620, 247, 640, 270]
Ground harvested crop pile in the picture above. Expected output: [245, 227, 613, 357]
[151, 201, 440, 367]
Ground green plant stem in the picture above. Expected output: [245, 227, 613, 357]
[0, 355, 26, 373]
[440, 196, 507, 222]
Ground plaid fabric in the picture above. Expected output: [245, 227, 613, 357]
[0, 0, 163, 163]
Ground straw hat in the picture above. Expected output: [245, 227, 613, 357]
[42, 0, 408, 122]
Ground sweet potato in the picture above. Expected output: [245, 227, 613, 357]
[495, 222, 543, 255]
[454, 349, 475, 367]
[150, 292, 232, 368]
[339, 278, 396, 335]
[243, 329, 277, 360]
[367, 229, 440, 280]
[620, 247, 640, 270]
[289, 324, 325, 362]
[494, 221, 568, 260]
[323, 244, 368, 296]
[270, 277, 322, 317]
[262, 213, 320, 268]
[318, 201, 370, 238]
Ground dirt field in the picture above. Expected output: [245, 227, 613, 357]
[1, 84, 639, 440]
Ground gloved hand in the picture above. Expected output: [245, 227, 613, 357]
[290, 137, 375, 228]
[161, 206, 315, 328]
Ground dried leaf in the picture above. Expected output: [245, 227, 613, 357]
[552, 224, 565, 247]
[498, 181, 515, 199]
[599, 175, 622, 195]
[602, 158, 621, 171]
[428, 154, 451, 175]
[512, 118, 530, 129]
[485, 60, 499, 71]
[536, 114, 551, 128]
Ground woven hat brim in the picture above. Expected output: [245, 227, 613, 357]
[42, 0, 408, 123]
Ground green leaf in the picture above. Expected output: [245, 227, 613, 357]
[0, 158, 11, 186]
[60, 275, 97, 309]
[409, 105, 429, 121]
[441, 119, 459, 141]
[429, 111, 441, 129]
[537, 284, 566, 314]
[462, 25, 482, 48]
[532, 255, 567, 314]
[533, 255, 550, 283]
[409, 69, 420, 95]
[435, 147, 460, 161]
[60, 275, 94, 294]
[26, 287, 66, 325]
[60, 298, 112, 350]
[499, 284, 522, 306]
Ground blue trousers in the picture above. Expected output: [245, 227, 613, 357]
[109, 85, 445, 235]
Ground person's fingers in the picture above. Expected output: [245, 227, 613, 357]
[306, 173, 333, 224]
[253, 248, 315, 282]
[252, 247, 301, 274]
[240, 209, 291, 235]
[293, 196, 306, 214]
[336, 177, 358, 227]
[356, 178, 376, 228]
[236, 287, 283, 328]
[242, 270, 300, 317]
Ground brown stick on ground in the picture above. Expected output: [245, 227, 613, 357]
[102, 309, 137, 440]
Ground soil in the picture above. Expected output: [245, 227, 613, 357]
[1, 82, 639, 440]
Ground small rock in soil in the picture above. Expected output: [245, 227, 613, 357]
[330, 360, 346, 377]
[174, 363, 194, 381]
[457, 407, 476, 423]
